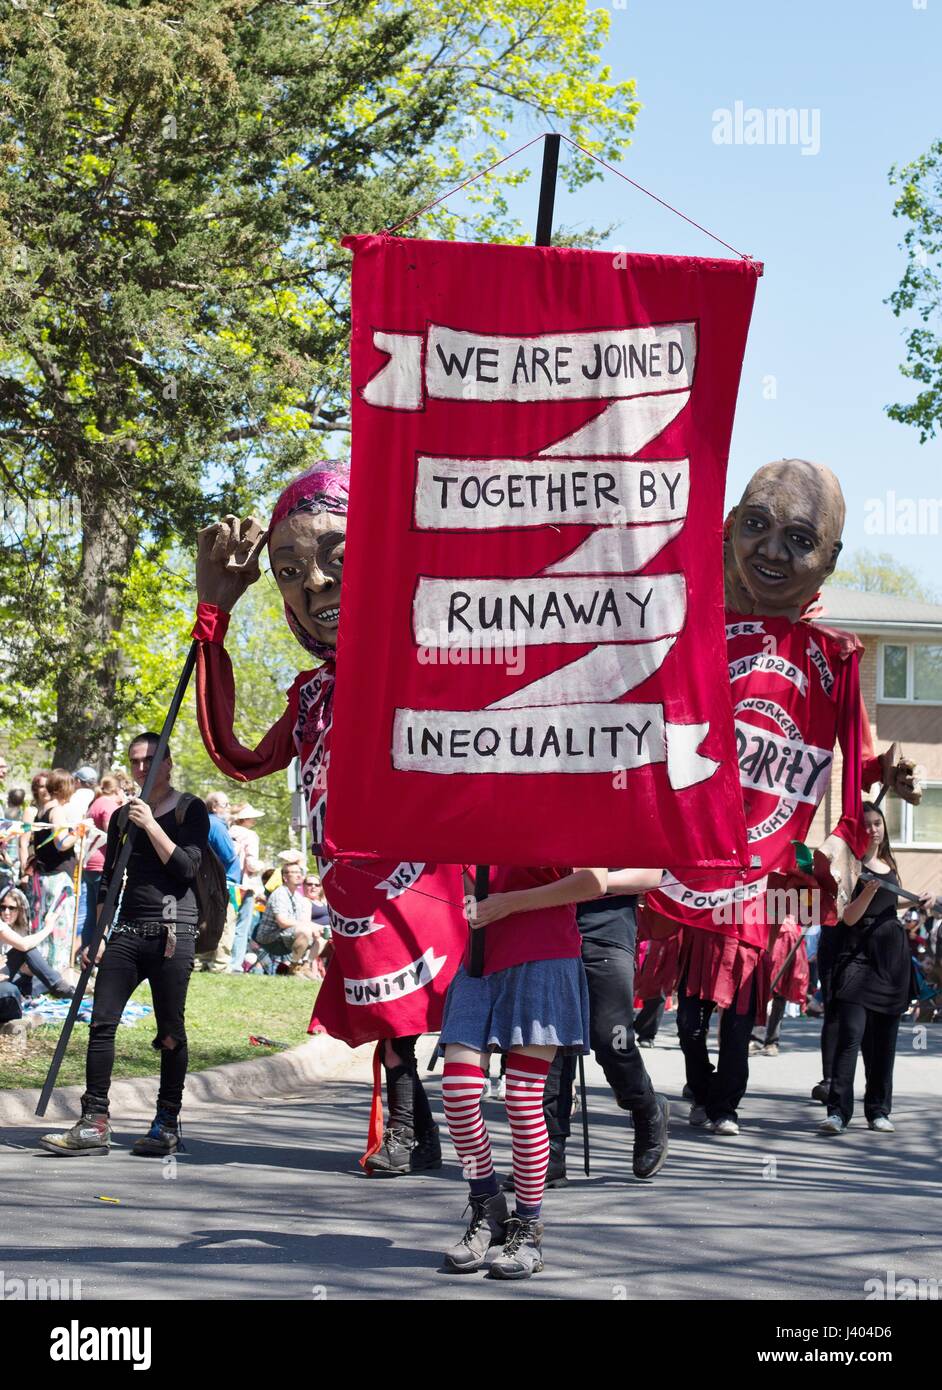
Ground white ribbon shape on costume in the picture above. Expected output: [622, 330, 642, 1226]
[658, 870, 769, 914]
[376, 863, 426, 898]
[807, 636, 835, 699]
[729, 651, 807, 696]
[343, 947, 448, 1006]
[327, 906, 385, 938]
[363, 322, 696, 411]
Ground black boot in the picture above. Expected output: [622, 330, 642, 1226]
[131, 1108, 180, 1157]
[39, 1109, 112, 1157]
[811, 1079, 831, 1105]
[632, 1094, 670, 1179]
[364, 1125, 415, 1176]
[410, 1123, 443, 1172]
[502, 1136, 568, 1192]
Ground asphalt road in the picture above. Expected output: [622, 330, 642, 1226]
[2, 1017, 940, 1301]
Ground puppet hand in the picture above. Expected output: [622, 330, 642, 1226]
[196, 515, 267, 611]
[817, 833, 862, 918]
[879, 742, 922, 806]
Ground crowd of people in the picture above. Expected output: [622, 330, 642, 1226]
[0, 755, 332, 1029]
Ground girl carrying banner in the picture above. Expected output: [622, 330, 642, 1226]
[438, 865, 603, 1280]
[193, 464, 468, 1174]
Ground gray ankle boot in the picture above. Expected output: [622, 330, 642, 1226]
[488, 1213, 545, 1280]
[443, 1190, 508, 1273]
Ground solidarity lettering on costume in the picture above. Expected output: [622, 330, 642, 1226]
[370, 312, 717, 790]
[735, 720, 832, 806]
[376, 863, 426, 898]
[343, 947, 447, 1006]
[729, 651, 807, 696]
[327, 906, 384, 938]
[725, 620, 765, 639]
[807, 636, 835, 698]
[658, 871, 768, 914]
[364, 322, 695, 410]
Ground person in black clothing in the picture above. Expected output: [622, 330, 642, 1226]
[536, 870, 670, 1184]
[39, 734, 209, 1158]
[819, 802, 928, 1136]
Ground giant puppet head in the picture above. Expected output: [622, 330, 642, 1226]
[195, 464, 350, 661]
[723, 458, 845, 620]
[722, 458, 920, 907]
[266, 465, 350, 661]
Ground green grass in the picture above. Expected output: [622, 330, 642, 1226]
[0, 973, 319, 1091]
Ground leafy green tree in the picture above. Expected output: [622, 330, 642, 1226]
[0, 0, 637, 770]
[832, 549, 938, 603]
[887, 140, 942, 442]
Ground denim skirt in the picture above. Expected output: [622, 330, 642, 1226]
[437, 957, 590, 1056]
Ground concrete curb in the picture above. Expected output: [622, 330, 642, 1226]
[0, 1034, 375, 1127]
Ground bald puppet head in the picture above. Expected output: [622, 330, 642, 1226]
[724, 459, 845, 618]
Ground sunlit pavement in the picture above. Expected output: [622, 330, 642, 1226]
[2, 1017, 940, 1300]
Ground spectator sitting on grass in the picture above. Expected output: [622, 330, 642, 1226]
[253, 861, 313, 972]
[0, 885, 74, 1003]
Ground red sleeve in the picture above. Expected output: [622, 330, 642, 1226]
[859, 698, 882, 790]
[830, 647, 870, 858]
[192, 603, 300, 782]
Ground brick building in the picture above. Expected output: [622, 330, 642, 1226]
[808, 586, 942, 897]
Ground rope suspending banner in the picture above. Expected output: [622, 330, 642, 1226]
[383, 130, 759, 264]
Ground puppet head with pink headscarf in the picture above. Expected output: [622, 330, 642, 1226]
[268, 463, 350, 664]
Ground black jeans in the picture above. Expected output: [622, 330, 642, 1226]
[817, 928, 840, 1081]
[827, 1001, 900, 1124]
[635, 995, 665, 1043]
[676, 978, 757, 1123]
[84, 929, 195, 1117]
[384, 1034, 434, 1138]
[4, 946, 68, 996]
[545, 931, 656, 1142]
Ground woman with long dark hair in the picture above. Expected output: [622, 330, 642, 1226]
[819, 802, 914, 1135]
[0, 885, 74, 1009]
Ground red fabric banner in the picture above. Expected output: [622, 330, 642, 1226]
[325, 234, 761, 867]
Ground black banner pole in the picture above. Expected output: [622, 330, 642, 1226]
[535, 133, 561, 247]
[35, 640, 199, 1116]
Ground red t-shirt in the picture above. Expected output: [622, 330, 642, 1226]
[85, 795, 122, 873]
[467, 865, 582, 977]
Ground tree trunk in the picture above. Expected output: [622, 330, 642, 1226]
[53, 493, 136, 773]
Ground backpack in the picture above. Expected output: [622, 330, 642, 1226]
[175, 793, 229, 954]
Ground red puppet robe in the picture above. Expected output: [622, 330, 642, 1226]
[638, 612, 877, 1012]
[191, 603, 468, 1048]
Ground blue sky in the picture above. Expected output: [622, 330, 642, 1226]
[489, 0, 942, 593]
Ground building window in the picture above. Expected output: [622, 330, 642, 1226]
[880, 783, 942, 848]
[879, 642, 942, 703]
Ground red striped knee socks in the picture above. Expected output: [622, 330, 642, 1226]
[504, 1052, 551, 1216]
[441, 1062, 496, 1195]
